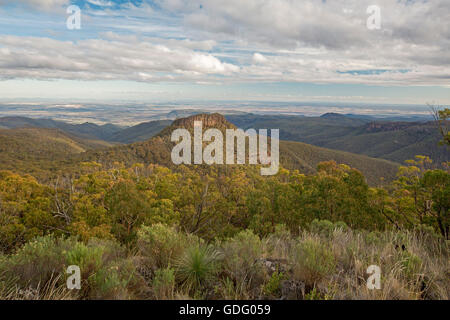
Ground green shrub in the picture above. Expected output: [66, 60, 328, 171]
[152, 267, 175, 300]
[401, 251, 423, 280]
[137, 224, 200, 269]
[262, 271, 285, 297]
[311, 220, 349, 238]
[364, 231, 383, 246]
[64, 242, 103, 274]
[221, 230, 264, 287]
[273, 224, 291, 238]
[90, 265, 131, 300]
[414, 224, 441, 239]
[310, 219, 334, 237]
[304, 286, 333, 300]
[0, 236, 71, 288]
[67, 240, 138, 299]
[1, 235, 141, 299]
[292, 238, 336, 287]
[334, 221, 348, 231]
[304, 287, 322, 300]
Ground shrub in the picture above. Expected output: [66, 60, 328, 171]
[400, 251, 423, 280]
[262, 271, 285, 297]
[292, 238, 336, 287]
[414, 224, 441, 239]
[364, 231, 383, 246]
[221, 230, 265, 289]
[64, 242, 103, 274]
[137, 224, 200, 270]
[90, 264, 132, 300]
[310, 219, 335, 237]
[0, 235, 140, 300]
[273, 224, 291, 239]
[334, 221, 348, 231]
[67, 239, 138, 299]
[0, 236, 71, 288]
[152, 267, 175, 300]
[311, 219, 348, 238]
[304, 286, 335, 300]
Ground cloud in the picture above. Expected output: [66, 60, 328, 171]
[166, 0, 449, 86]
[0, 0, 69, 10]
[252, 53, 267, 64]
[86, 0, 113, 7]
[160, 0, 449, 51]
[0, 0, 449, 87]
[0, 35, 239, 82]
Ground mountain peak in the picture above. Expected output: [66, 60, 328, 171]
[154, 113, 236, 141]
[171, 113, 236, 130]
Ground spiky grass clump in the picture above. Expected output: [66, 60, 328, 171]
[175, 245, 222, 293]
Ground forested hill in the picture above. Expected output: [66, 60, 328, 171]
[76, 113, 399, 185]
[0, 127, 113, 177]
[226, 114, 449, 165]
[1, 113, 447, 166]
[4, 112, 447, 184]
[109, 120, 172, 143]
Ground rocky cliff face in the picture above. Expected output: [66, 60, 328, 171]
[171, 113, 236, 130]
[156, 114, 236, 139]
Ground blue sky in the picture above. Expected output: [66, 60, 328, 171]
[0, 0, 449, 105]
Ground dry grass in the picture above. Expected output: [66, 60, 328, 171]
[0, 274, 74, 300]
[0, 225, 448, 300]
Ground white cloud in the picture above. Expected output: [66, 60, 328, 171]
[86, 0, 113, 7]
[252, 53, 267, 64]
[0, 0, 69, 10]
[0, 35, 239, 82]
[0, 0, 449, 87]
[156, 0, 449, 51]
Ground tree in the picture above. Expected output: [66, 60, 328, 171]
[0, 171, 58, 252]
[421, 170, 450, 239]
[430, 105, 450, 147]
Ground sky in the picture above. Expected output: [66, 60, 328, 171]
[0, 0, 449, 105]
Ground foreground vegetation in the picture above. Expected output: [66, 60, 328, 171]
[0, 224, 447, 300]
